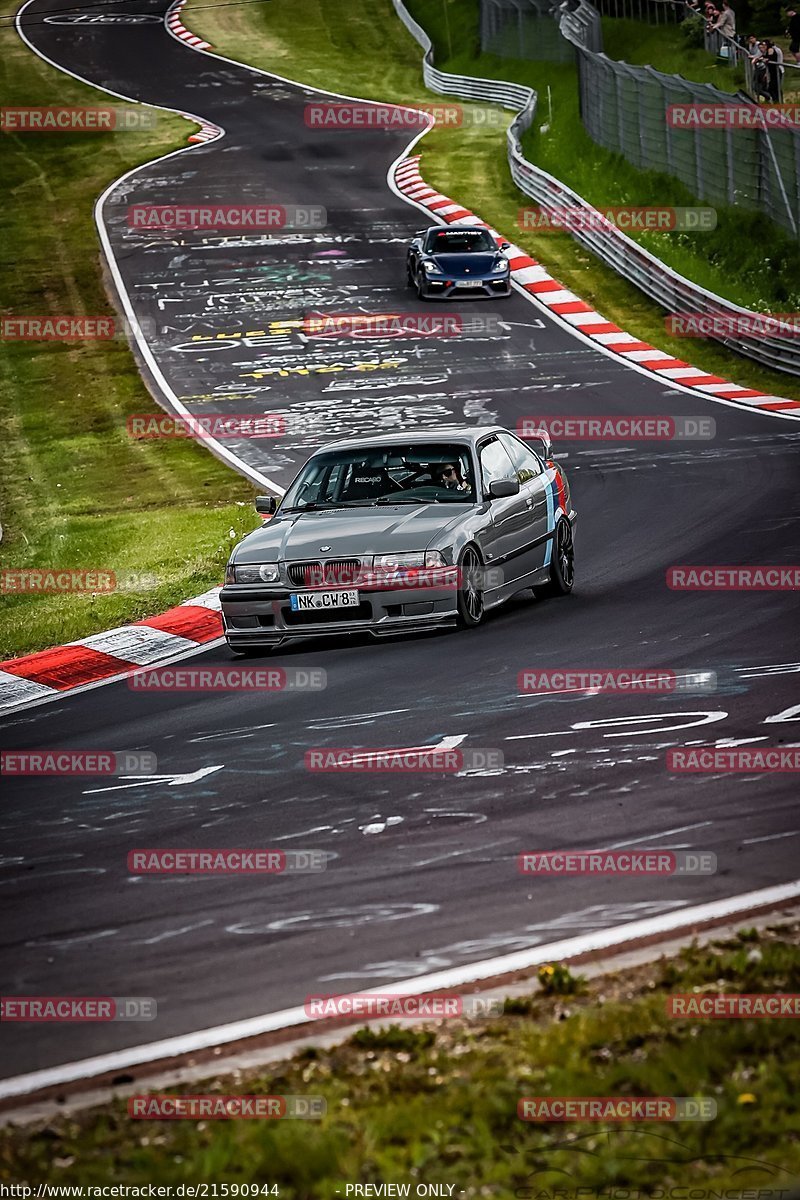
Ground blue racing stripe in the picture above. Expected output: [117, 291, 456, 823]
[543, 470, 556, 568]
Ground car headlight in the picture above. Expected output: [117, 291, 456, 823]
[422, 260, 443, 274]
[231, 562, 280, 583]
[494, 258, 510, 273]
[373, 551, 446, 570]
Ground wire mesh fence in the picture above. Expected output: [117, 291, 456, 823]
[561, 6, 800, 237]
[473, 0, 800, 238]
[480, 0, 575, 60]
[585, 0, 683, 22]
[558, 0, 604, 51]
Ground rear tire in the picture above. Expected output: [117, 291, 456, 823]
[456, 545, 485, 628]
[533, 519, 575, 599]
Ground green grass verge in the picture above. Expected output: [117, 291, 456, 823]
[182, 0, 800, 402]
[2, 924, 798, 1191]
[0, 20, 259, 660]
[601, 16, 744, 90]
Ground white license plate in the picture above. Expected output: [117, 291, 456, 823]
[458, 280, 483, 288]
[290, 589, 359, 611]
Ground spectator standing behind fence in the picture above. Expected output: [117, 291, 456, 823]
[709, 0, 736, 39]
[752, 40, 772, 100]
[762, 39, 783, 101]
[787, 8, 800, 63]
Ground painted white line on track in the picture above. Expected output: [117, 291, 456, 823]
[742, 830, 800, 845]
[1, 879, 798, 1102]
[601, 821, 713, 850]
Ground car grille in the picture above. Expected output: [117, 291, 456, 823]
[287, 559, 363, 588]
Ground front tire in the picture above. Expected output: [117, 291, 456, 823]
[456, 545, 485, 628]
[533, 519, 575, 599]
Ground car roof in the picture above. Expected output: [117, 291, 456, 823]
[424, 225, 490, 235]
[312, 427, 507, 454]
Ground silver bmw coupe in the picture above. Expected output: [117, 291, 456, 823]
[221, 426, 576, 653]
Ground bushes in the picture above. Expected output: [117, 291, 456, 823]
[680, 11, 707, 45]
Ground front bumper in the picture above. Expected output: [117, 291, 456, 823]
[220, 579, 460, 648]
[419, 276, 512, 298]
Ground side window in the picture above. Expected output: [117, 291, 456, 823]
[479, 438, 517, 492]
[498, 433, 543, 484]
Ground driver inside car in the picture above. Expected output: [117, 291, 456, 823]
[435, 462, 469, 492]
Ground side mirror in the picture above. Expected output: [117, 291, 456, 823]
[255, 495, 278, 515]
[499, 241, 511, 250]
[524, 428, 554, 462]
[488, 478, 520, 499]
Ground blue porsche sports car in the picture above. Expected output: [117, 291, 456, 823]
[406, 225, 513, 299]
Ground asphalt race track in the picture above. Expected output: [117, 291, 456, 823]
[2, 0, 799, 1081]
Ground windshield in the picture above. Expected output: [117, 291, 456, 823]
[427, 229, 496, 254]
[280, 444, 476, 511]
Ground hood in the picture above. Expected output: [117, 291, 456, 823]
[429, 252, 502, 276]
[234, 504, 469, 563]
